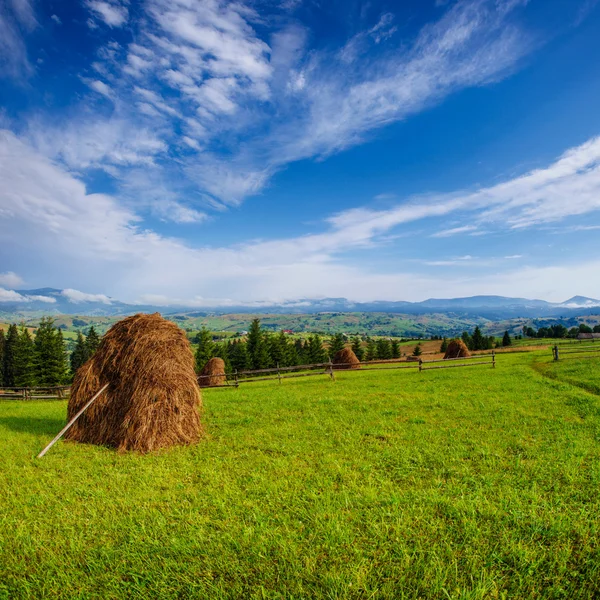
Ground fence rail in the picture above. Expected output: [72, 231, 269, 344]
[0, 386, 70, 400]
[553, 344, 600, 361]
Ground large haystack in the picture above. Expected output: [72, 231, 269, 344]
[444, 339, 471, 359]
[65, 313, 202, 453]
[333, 347, 361, 369]
[199, 357, 226, 387]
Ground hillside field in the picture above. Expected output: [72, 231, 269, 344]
[1, 351, 599, 599]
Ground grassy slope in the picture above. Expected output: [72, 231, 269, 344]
[1, 352, 599, 599]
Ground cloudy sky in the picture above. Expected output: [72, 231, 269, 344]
[1, 0, 600, 306]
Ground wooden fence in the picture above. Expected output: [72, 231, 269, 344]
[552, 344, 600, 361]
[0, 386, 70, 400]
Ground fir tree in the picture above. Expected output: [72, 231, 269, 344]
[471, 326, 485, 351]
[212, 342, 233, 373]
[70, 332, 89, 375]
[295, 339, 308, 365]
[269, 331, 291, 367]
[35, 319, 68, 385]
[0, 329, 5, 386]
[3, 324, 19, 387]
[412, 343, 422, 357]
[14, 325, 36, 387]
[440, 337, 448, 353]
[351, 336, 364, 361]
[365, 338, 377, 361]
[194, 326, 214, 371]
[461, 331, 472, 350]
[502, 331, 512, 347]
[376, 338, 392, 360]
[246, 319, 271, 369]
[229, 340, 251, 372]
[391, 339, 401, 359]
[328, 333, 346, 357]
[85, 326, 101, 356]
[307, 334, 327, 364]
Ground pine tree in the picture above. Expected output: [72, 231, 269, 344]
[212, 342, 233, 373]
[3, 324, 19, 387]
[461, 331, 472, 350]
[502, 331, 512, 347]
[229, 340, 251, 372]
[440, 337, 448, 353]
[194, 326, 214, 371]
[70, 332, 89, 375]
[269, 331, 291, 367]
[365, 338, 377, 361]
[35, 319, 68, 385]
[471, 326, 485, 351]
[391, 339, 400, 359]
[307, 334, 327, 364]
[246, 319, 271, 369]
[328, 333, 346, 357]
[14, 325, 36, 387]
[376, 338, 392, 360]
[0, 329, 5, 386]
[85, 326, 101, 356]
[351, 336, 364, 361]
[412, 343, 422, 357]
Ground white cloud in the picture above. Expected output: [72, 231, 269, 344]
[27, 295, 56, 303]
[3, 129, 600, 305]
[431, 225, 479, 237]
[85, 1, 128, 27]
[0, 288, 26, 302]
[51, 14, 62, 25]
[62, 289, 112, 304]
[0, 0, 37, 78]
[0, 271, 24, 287]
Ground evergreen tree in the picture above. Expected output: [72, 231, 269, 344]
[70, 332, 89, 374]
[269, 331, 291, 367]
[328, 333, 346, 357]
[376, 338, 392, 359]
[391, 339, 401, 359]
[212, 342, 233, 373]
[14, 325, 36, 387]
[85, 326, 101, 356]
[471, 326, 485, 351]
[365, 338, 377, 361]
[194, 326, 214, 371]
[351, 336, 364, 361]
[307, 334, 327, 364]
[412, 343, 422, 357]
[440, 337, 448, 353]
[3, 324, 19, 386]
[294, 339, 307, 364]
[229, 340, 251, 372]
[461, 331, 472, 350]
[246, 319, 271, 369]
[35, 319, 68, 385]
[502, 331, 512, 347]
[0, 329, 5, 386]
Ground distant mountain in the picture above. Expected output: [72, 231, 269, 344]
[1, 288, 599, 320]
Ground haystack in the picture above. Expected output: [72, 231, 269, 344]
[444, 339, 471, 359]
[64, 313, 202, 453]
[333, 347, 361, 369]
[199, 357, 226, 387]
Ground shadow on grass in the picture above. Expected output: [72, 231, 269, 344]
[0, 416, 65, 436]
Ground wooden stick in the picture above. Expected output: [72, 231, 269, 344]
[37, 383, 109, 458]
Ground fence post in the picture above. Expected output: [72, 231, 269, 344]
[554, 345, 559, 361]
[492, 350, 495, 368]
[419, 358, 422, 372]
[234, 369, 239, 388]
[328, 357, 335, 381]
[277, 362, 282, 384]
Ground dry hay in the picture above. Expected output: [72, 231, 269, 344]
[199, 357, 227, 387]
[444, 339, 471, 359]
[332, 347, 361, 369]
[64, 313, 202, 453]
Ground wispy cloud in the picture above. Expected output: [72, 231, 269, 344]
[0, 271, 24, 287]
[0, 0, 37, 78]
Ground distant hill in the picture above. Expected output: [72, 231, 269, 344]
[1, 287, 599, 320]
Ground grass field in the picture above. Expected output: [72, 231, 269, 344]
[1, 351, 599, 599]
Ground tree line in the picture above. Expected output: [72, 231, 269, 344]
[522, 323, 600, 339]
[438, 327, 512, 353]
[195, 319, 406, 372]
[0, 319, 100, 387]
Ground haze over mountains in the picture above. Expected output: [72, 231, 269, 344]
[1, 288, 599, 320]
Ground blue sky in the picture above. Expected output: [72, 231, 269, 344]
[1, 0, 600, 306]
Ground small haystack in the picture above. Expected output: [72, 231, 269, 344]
[199, 357, 227, 387]
[65, 313, 202, 453]
[444, 339, 471, 359]
[333, 347, 361, 369]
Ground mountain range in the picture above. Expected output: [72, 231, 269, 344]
[1, 288, 600, 320]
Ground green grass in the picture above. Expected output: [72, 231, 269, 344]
[1, 352, 600, 599]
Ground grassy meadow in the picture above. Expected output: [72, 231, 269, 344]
[1, 350, 600, 599]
